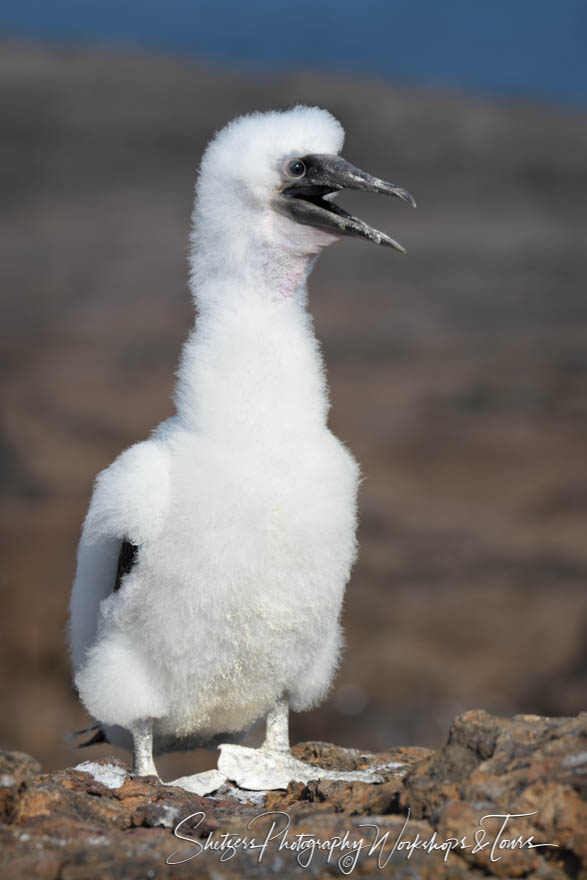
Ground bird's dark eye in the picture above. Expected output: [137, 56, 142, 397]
[286, 159, 306, 178]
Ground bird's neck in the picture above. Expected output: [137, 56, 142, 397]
[174, 285, 330, 440]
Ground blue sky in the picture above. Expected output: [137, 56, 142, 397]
[1, 0, 586, 105]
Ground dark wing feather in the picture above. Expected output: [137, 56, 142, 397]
[114, 539, 138, 593]
[64, 723, 108, 748]
[77, 727, 108, 747]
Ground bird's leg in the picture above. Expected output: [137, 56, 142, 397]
[130, 717, 226, 795]
[261, 697, 290, 753]
[217, 697, 385, 791]
[128, 719, 223, 794]
[130, 718, 158, 777]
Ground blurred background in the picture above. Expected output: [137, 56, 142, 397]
[1, 1, 587, 780]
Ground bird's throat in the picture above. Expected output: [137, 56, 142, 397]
[174, 296, 329, 438]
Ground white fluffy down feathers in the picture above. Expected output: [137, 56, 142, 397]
[69, 107, 360, 748]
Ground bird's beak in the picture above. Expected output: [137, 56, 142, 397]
[274, 154, 416, 252]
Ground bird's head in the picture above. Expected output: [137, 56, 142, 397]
[191, 106, 414, 294]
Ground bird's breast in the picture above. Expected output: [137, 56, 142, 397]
[141, 429, 359, 615]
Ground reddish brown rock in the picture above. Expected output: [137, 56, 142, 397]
[0, 751, 41, 824]
[1, 711, 586, 878]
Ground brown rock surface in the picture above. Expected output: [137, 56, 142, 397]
[1, 711, 585, 879]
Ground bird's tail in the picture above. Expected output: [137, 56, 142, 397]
[64, 723, 108, 748]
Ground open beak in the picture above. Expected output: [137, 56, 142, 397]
[274, 154, 416, 252]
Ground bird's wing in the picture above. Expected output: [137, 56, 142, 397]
[69, 439, 171, 670]
[82, 439, 171, 546]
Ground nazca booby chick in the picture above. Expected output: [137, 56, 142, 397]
[69, 106, 415, 794]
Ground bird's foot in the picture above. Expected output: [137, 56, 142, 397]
[217, 743, 383, 791]
[166, 768, 226, 796]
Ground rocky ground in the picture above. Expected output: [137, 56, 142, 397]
[1, 710, 586, 879]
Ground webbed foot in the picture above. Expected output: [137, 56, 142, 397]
[217, 743, 383, 791]
[166, 768, 226, 796]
